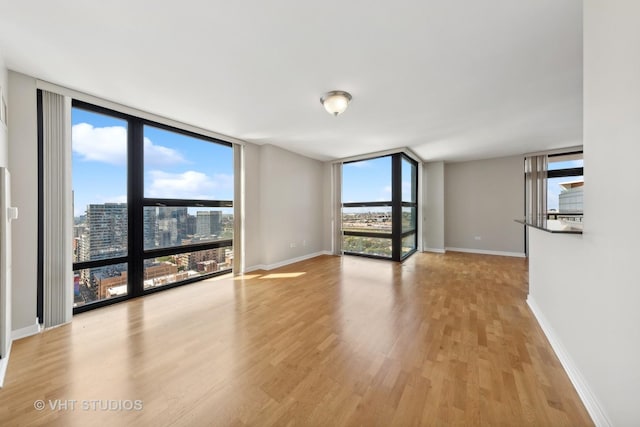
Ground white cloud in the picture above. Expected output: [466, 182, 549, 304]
[72, 123, 186, 166]
[143, 137, 187, 166]
[345, 161, 372, 169]
[146, 170, 233, 199]
[72, 123, 127, 165]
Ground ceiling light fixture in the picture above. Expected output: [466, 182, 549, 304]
[320, 90, 352, 116]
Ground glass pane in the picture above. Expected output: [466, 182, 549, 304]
[72, 108, 128, 263]
[402, 206, 416, 232]
[144, 206, 233, 250]
[143, 247, 232, 290]
[342, 235, 392, 258]
[342, 207, 392, 234]
[342, 156, 392, 203]
[402, 234, 416, 256]
[547, 176, 584, 230]
[74, 263, 128, 308]
[143, 125, 233, 200]
[402, 157, 417, 203]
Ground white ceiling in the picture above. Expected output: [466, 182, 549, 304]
[0, 0, 582, 162]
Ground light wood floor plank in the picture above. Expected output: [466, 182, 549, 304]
[0, 252, 593, 426]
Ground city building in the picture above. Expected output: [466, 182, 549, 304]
[558, 180, 584, 213]
[84, 203, 128, 261]
[0, 2, 638, 425]
[196, 210, 222, 237]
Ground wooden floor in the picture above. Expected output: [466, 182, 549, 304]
[0, 252, 593, 426]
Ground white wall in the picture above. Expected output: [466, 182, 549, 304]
[242, 142, 263, 270]
[444, 155, 524, 255]
[0, 51, 7, 167]
[0, 50, 9, 366]
[248, 144, 326, 270]
[528, 2, 640, 425]
[423, 161, 445, 252]
[322, 162, 333, 253]
[7, 72, 38, 332]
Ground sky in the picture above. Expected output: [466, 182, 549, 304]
[72, 108, 234, 217]
[342, 156, 415, 204]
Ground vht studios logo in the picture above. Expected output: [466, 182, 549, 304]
[34, 399, 143, 412]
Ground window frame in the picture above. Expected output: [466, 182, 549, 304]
[38, 97, 235, 314]
[341, 152, 418, 262]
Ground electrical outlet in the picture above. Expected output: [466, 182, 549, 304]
[290, 242, 297, 248]
[303, 240, 307, 247]
[474, 236, 482, 240]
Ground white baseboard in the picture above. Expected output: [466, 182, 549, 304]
[527, 296, 611, 427]
[445, 247, 526, 258]
[244, 264, 266, 273]
[0, 340, 11, 388]
[244, 251, 332, 273]
[423, 248, 446, 254]
[12, 319, 42, 341]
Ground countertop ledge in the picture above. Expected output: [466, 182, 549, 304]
[514, 219, 583, 235]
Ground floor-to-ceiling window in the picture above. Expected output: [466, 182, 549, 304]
[341, 153, 418, 261]
[69, 101, 233, 312]
[400, 155, 418, 256]
[141, 124, 233, 291]
[71, 107, 130, 306]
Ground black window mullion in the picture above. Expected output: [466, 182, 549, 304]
[143, 239, 233, 259]
[143, 198, 233, 208]
[128, 119, 145, 298]
[342, 201, 392, 208]
[391, 154, 402, 261]
[73, 256, 129, 272]
[36, 90, 44, 324]
[547, 167, 583, 179]
[343, 231, 393, 239]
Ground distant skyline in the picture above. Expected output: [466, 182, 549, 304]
[72, 108, 234, 217]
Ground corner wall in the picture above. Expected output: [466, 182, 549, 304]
[0, 50, 10, 378]
[7, 71, 38, 332]
[528, 2, 640, 425]
[0, 53, 7, 167]
[248, 144, 327, 270]
[242, 142, 262, 270]
[444, 155, 524, 256]
[423, 161, 445, 252]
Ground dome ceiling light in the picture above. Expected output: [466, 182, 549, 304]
[320, 90, 352, 116]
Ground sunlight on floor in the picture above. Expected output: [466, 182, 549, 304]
[233, 274, 262, 280]
[260, 272, 306, 279]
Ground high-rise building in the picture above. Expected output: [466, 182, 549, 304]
[143, 207, 157, 249]
[187, 215, 197, 236]
[196, 211, 222, 237]
[147, 207, 190, 248]
[85, 203, 128, 261]
[158, 218, 178, 248]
